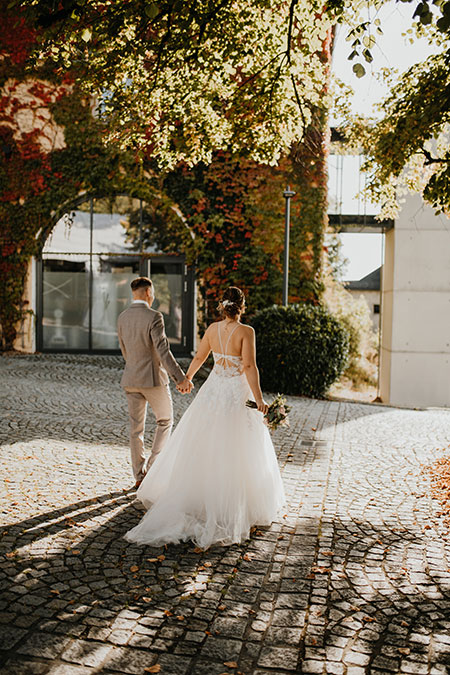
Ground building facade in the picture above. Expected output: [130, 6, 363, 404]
[14, 195, 196, 356]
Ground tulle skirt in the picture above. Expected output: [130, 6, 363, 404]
[124, 370, 285, 549]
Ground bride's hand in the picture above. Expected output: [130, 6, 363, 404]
[256, 397, 268, 415]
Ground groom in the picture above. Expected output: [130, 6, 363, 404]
[117, 276, 193, 488]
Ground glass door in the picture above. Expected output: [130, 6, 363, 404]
[147, 258, 195, 354]
[91, 257, 141, 350]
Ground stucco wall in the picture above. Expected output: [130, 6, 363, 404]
[380, 195, 450, 408]
[13, 257, 36, 353]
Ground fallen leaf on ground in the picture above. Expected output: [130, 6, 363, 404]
[193, 547, 203, 554]
[130, 565, 139, 572]
[398, 647, 410, 655]
[142, 597, 152, 603]
[223, 662, 238, 668]
[176, 615, 185, 621]
[311, 566, 330, 574]
[144, 666, 161, 673]
[157, 554, 165, 561]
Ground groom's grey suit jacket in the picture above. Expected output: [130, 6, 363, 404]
[117, 303, 185, 388]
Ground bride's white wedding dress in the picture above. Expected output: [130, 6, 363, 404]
[124, 323, 285, 549]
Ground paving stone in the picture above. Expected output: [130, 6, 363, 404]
[0, 626, 27, 650]
[102, 646, 158, 674]
[258, 646, 299, 670]
[61, 639, 113, 667]
[2, 355, 450, 675]
[17, 633, 71, 659]
[0, 658, 49, 675]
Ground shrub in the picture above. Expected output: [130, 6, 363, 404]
[251, 303, 350, 398]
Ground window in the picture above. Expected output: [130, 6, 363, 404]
[39, 195, 194, 352]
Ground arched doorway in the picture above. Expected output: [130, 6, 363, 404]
[36, 195, 196, 354]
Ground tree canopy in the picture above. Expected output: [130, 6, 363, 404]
[7, 0, 342, 169]
[339, 0, 450, 215]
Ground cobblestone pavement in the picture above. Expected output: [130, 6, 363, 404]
[1, 354, 450, 675]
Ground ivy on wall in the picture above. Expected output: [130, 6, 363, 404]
[0, 9, 153, 349]
[0, 7, 331, 349]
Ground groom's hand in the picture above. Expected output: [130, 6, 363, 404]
[177, 378, 193, 394]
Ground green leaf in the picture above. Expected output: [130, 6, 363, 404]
[347, 50, 358, 61]
[363, 34, 376, 49]
[363, 48, 373, 63]
[420, 11, 433, 23]
[145, 2, 159, 18]
[352, 63, 366, 78]
[436, 15, 450, 29]
[81, 28, 92, 42]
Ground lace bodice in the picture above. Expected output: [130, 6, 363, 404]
[212, 323, 244, 378]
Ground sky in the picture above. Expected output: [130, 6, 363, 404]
[330, 0, 438, 281]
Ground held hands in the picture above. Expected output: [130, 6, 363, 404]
[177, 377, 194, 395]
[256, 397, 269, 415]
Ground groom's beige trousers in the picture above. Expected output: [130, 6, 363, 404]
[124, 384, 173, 481]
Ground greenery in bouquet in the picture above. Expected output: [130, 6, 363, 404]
[246, 394, 291, 432]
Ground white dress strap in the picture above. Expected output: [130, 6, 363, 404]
[223, 323, 239, 354]
[217, 322, 224, 353]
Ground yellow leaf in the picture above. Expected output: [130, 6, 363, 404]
[144, 666, 161, 673]
[223, 662, 238, 668]
[176, 615, 185, 621]
[157, 555, 165, 561]
[147, 558, 158, 562]
[193, 547, 203, 554]
[142, 597, 152, 603]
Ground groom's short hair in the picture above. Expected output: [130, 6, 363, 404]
[131, 277, 153, 292]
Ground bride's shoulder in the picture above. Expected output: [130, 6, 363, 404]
[240, 324, 255, 336]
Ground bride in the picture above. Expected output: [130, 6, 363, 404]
[124, 286, 285, 550]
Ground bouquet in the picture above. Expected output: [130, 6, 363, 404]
[246, 394, 291, 431]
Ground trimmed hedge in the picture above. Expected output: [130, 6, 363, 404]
[251, 303, 350, 398]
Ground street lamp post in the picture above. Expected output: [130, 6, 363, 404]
[282, 185, 296, 306]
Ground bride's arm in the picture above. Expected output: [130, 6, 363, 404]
[185, 328, 212, 381]
[241, 326, 268, 414]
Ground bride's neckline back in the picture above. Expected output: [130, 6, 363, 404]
[212, 321, 242, 358]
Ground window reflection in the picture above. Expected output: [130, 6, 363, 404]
[42, 255, 90, 349]
[40, 196, 188, 352]
[91, 256, 140, 349]
[44, 205, 91, 254]
[151, 262, 183, 345]
[92, 196, 141, 254]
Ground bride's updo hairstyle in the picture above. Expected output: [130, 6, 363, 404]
[218, 286, 245, 319]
